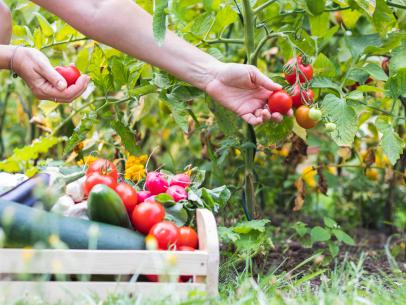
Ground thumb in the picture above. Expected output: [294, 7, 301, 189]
[252, 68, 282, 91]
[38, 62, 67, 91]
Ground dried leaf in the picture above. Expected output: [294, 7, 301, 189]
[285, 135, 308, 168]
[293, 178, 306, 211]
[316, 165, 328, 195]
[337, 146, 352, 161]
[364, 148, 376, 167]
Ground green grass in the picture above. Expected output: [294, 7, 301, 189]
[5, 255, 405, 305]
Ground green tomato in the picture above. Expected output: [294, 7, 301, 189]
[325, 122, 337, 132]
[309, 108, 322, 121]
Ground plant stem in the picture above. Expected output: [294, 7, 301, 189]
[387, 1, 406, 9]
[253, 0, 277, 14]
[41, 37, 89, 50]
[204, 38, 244, 44]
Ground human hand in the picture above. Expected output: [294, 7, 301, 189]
[12, 47, 90, 102]
[204, 63, 293, 125]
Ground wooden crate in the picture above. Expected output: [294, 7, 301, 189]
[0, 209, 219, 303]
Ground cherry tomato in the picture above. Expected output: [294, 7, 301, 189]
[309, 108, 322, 121]
[268, 90, 292, 115]
[170, 174, 191, 188]
[131, 201, 165, 234]
[335, 11, 343, 25]
[178, 226, 198, 249]
[55, 64, 81, 87]
[381, 57, 390, 75]
[284, 57, 313, 85]
[325, 122, 337, 132]
[115, 182, 138, 215]
[166, 185, 188, 202]
[137, 190, 152, 203]
[148, 221, 179, 250]
[295, 106, 317, 129]
[145, 172, 169, 195]
[290, 85, 314, 108]
[86, 159, 118, 181]
[178, 246, 195, 282]
[83, 173, 117, 195]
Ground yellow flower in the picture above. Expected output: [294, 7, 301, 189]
[77, 155, 99, 166]
[302, 166, 317, 188]
[365, 168, 379, 181]
[125, 155, 148, 182]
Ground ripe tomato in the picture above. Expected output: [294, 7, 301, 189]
[115, 182, 138, 214]
[145, 172, 169, 195]
[284, 57, 313, 85]
[268, 90, 292, 115]
[170, 174, 191, 188]
[166, 185, 188, 202]
[55, 64, 81, 87]
[381, 57, 390, 75]
[83, 173, 117, 195]
[295, 106, 317, 129]
[137, 190, 152, 203]
[178, 246, 195, 282]
[131, 201, 165, 234]
[290, 85, 314, 108]
[178, 226, 198, 249]
[148, 221, 179, 250]
[86, 159, 118, 181]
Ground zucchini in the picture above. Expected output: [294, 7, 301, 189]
[87, 184, 131, 228]
[0, 199, 145, 250]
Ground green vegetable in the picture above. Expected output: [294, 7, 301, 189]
[87, 184, 131, 228]
[305, 0, 326, 16]
[0, 199, 145, 250]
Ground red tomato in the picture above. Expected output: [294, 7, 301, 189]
[55, 64, 81, 87]
[295, 105, 317, 129]
[86, 159, 118, 181]
[83, 173, 117, 195]
[268, 90, 292, 115]
[115, 182, 138, 214]
[148, 221, 179, 250]
[178, 246, 195, 282]
[131, 201, 165, 234]
[145, 172, 169, 195]
[290, 85, 314, 108]
[166, 185, 188, 202]
[284, 57, 313, 85]
[178, 226, 198, 249]
[137, 190, 152, 203]
[170, 174, 191, 188]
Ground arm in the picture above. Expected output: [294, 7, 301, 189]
[0, 0, 12, 44]
[32, 0, 286, 125]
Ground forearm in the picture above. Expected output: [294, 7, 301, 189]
[32, 0, 220, 90]
[0, 45, 13, 69]
[0, 1, 12, 44]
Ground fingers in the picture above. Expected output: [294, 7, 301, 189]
[241, 113, 263, 125]
[38, 60, 67, 91]
[34, 75, 90, 102]
[251, 66, 282, 91]
[270, 112, 284, 123]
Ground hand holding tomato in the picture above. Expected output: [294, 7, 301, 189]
[268, 90, 293, 116]
[55, 64, 81, 87]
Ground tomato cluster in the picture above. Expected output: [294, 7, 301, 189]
[82, 159, 198, 282]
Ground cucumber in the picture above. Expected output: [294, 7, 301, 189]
[87, 184, 131, 228]
[0, 199, 145, 250]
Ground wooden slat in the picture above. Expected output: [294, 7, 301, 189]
[0, 249, 208, 275]
[196, 209, 219, 297]
[0, 281, 206, 303]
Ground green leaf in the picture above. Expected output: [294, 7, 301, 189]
[110, 120, 140, 155]
[313, 53, 337, 77]
[389, 43, 406, 73]
[233, 219, 270, 234]
[309, 12, 330, 37]
[211, 5, 238, 34]
[165, 203, 188, 226]
[207, 99, 240, 137]
[65, 112, 97, 154]
[363, 63, 388, 81]
[33, 12, 53, 37]
[163, 95, 189, 133]
[294, 222, 308, 237]
[375, 117, 405, 165]
[344, 34, 382, 59]
[320, 94, 358, 146]
[152, 0, 169, 44]
[351, 0, 376, 16]
[328, 242, 339, 257]
[372, 0, 397, 37]
[323, 217, 337, 228]
[385, 68, 406, 98]
[310, 226, 331, 243]
[256, 116, 294, 144]
[218, 226, 240, 243]
[311, 77, 341, 93]
[333, 229, 355, 246]
[191, 12, 215, 37]
[305, 0, 326, 15]
[155, 193, 176, 206]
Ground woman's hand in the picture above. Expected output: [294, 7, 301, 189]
[12, 47, 90, 102]
[204, 63, 292, 125]
[0, 0, 12, 44]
